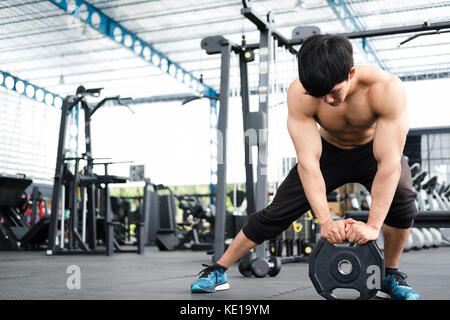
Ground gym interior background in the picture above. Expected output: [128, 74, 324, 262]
[0, 0, 450, 302]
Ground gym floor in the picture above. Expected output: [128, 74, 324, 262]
[1, 246, 449, 300]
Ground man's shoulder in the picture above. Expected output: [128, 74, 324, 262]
[287, 79, 319, 117]
[287, 78, 306, 96]
[358, 65, 400, 89]
[359, 66, 405, 115]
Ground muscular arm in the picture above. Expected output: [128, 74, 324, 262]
[286, 81, 331, 225]
[367, 77, 409, 230]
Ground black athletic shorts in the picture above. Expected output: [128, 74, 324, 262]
[242, 137, 418, 244]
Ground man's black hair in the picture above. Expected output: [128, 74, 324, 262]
[297, 34, 354, 98]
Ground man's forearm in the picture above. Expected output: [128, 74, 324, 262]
[367, 164, 402, 230]
[297, 164, 331, 225]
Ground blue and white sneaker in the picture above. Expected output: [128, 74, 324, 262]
[376, 271, 420, 300]
[190, 264, 230, 293]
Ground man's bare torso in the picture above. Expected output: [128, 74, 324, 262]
[296, 65, 396, 149]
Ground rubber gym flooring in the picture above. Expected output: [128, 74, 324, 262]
[0, 246, 449, 300]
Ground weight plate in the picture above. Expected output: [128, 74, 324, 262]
[330, 253, 361, 283]
[309, 238, 384, 300]
[251, 258, 269, 278]
[238, 262, 253, 277]
[238, 252, 254, 277]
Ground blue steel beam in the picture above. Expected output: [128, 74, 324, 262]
[0, 69, 63, 108]
[48, 0, 217, 97]
[327, 0, 387, 70]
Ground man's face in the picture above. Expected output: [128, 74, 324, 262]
[321, 80, 350, 107]
[319, 67, 355, 107]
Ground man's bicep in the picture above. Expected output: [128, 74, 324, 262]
[372, 80, 409, 165]
[286, 79, 322, 166]
[287, 113, 322, 167]
[373, 117, 408, 166]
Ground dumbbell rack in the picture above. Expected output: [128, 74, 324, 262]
[409, 163, 450, 250]
[269, 238, 312, 264]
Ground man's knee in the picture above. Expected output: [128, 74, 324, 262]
[242, 209, 293, 244]
[384, 204, 417, 229]
[385, 185, 418, 229]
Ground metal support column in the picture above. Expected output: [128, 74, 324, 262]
[82, 100, 97, 250]
[209, 98, 218, 205]
[239, 50, 256, 215]
[47, 97, 73, 255]
[211, 40, 232, 262]
[253, 26, 272, 259]
[105, 185, 114, 256]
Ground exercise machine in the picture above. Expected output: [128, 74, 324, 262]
[0, 174, 51, 250]
[46, 86, 145, 256]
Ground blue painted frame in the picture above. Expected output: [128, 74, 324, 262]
[0, 69, 63, 108]
[48, 0, 218, 96]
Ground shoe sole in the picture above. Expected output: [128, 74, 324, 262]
[191, 282, 230, 293]
[376, 290, 420, 300]
[376, 291, 391, 299]
[215, 283, 230, 291]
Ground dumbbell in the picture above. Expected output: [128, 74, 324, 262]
[300, 239, 314, 256]
[410, 228, 425, 250]
[251, 256, 282, 277]
[268, 240, 277, 255]
[268, 239, 283, 256]
[404, 233, 413, 252]
[238, 252, 282, 278]
[421, 228, 433, 248]
[429, 228, 442, 247]
[285, 239, 294, 256]
[238, 251, 255, 277]
[275, 239, 283, 256]
[296, 238, 302, 256]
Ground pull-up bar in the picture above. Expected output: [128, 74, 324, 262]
[240, 0, 450, 51]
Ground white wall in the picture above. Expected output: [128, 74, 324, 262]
[89, 99, 211, 186]
[403, 78, 450, 129]
[0, 87, 60, 183]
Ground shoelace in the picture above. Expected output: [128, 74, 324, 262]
[198, 264, 222, 279]
[389, 271, 409, 286]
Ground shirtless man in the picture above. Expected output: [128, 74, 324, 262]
[190, 34, 420, 300]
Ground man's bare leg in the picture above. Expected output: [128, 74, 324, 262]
[382, 224, 411, 268]
[216, 230, 258, 268]
[378, 224, 420, 299]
